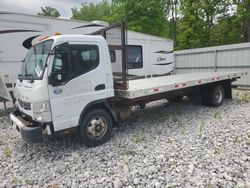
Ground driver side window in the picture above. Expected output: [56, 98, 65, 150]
[51, 44, 99, 84]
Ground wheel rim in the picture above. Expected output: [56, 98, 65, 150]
[215, 88, 223, 103]
[86, 116, 108, 140]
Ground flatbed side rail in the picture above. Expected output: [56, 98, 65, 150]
[115, 72, 247, 99]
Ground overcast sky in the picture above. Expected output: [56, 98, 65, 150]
[0, 0, 102, 18]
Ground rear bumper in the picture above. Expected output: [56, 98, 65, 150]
[10, 110, 43, 144]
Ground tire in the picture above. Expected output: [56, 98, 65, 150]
[202, 85, 224, 107]
[79, 108, 113, 147]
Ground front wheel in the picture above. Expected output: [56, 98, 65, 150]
[79, 108, 113, 147]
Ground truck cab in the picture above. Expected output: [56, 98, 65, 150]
[11, 34, 116, 146]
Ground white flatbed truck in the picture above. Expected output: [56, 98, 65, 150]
[10, 23, 247, 147]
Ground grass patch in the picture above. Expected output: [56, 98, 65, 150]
[3, 147, 12, 157]
[124, 149, 136, 156]
[135, 134, 145, 143]
[0, 136, 4, 146]
[47, 184, 60, 188]
[205, 181, 213, 188]
[198, 121, 205, 135]
[246, 133, 250, 145]
[12, 176, 19, 184]
[158, 111, 169, 119]
[215, 145, 225, 155]
[241, 92, 250, 103]
[171, 115, 179, 123]
[233, 135, 242, 144]
[214, 112, 222, 121]
[179, 121, 186, 134]
[25, 179, 34, 185]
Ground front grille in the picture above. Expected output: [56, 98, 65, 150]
[18, 98, 31, 110]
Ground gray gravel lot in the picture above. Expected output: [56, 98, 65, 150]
[0, 90, 250, 188]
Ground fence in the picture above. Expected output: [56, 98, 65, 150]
[174, 42, 250, 87]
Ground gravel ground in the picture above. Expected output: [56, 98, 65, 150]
[0, 89, 250, 188]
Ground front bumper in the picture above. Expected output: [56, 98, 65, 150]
[10, 110, 43, 144]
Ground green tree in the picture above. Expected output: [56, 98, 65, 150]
[235, 0, 250, 42]
[38, 6, 61, 17]
[70, 0, 248, 49]
[175, 0, 234, 49]
[176, 0, 206, 49]
[209, 16, 238, 45]
[164, 0, 180, 46]
[71, 1, 111, 22]
[199, 0, 230, 46]
[72, 0, 168, 37]
[111, 0, 168, 37]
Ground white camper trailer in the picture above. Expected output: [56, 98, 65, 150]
[0, 12, 174, 101]
[110, 31, 173, 80]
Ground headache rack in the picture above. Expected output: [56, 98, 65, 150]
[92, 22, 129, 90]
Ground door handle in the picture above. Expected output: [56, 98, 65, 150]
[95, 84, 105, 91]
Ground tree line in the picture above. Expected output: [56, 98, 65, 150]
[38, 0, 250, 50]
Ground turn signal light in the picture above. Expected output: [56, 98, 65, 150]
[55, 32, 62, 36]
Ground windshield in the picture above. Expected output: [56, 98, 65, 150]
[20, 40, 53, 80]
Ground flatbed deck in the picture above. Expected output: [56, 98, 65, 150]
[115, 72, 247, 99]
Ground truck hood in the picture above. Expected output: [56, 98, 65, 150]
[16, 79, 49, 103]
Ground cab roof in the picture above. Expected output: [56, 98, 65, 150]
[39, 34, 107, 46]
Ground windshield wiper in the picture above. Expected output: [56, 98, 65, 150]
[18, 74, 24, 79]
[25, 74, 34, 78]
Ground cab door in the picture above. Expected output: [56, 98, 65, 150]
[48, 42, 107, 131]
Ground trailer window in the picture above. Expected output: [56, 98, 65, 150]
[70, 45, 99, 76]
[127, 45, 143, 69]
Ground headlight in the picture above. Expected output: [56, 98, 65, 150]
[33, 101, 52, 122]
[33, 101, 51, 113]
[33, 113, 43, 122]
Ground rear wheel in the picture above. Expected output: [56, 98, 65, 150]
[79, 108, 113, 147]
[202, 85, 224, 107]
[211, 85, 224, 107]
